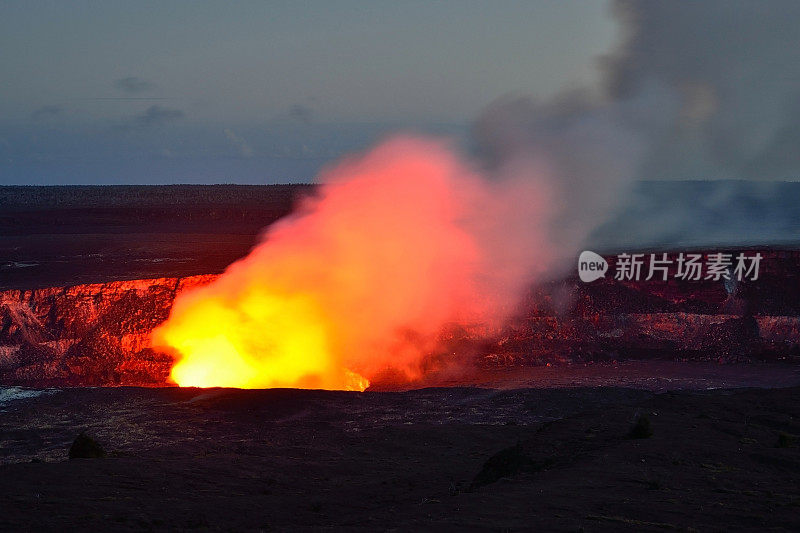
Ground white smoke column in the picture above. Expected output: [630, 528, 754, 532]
[475, 94, 645, 272]
[605, 0, 800, 180]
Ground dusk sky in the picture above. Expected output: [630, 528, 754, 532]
[0, 1, 615, 185]
[3, 1, 800, 185]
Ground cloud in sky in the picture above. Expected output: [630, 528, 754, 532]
[133, 105, 185, 127]
[288, 104, 313, 125]
[30, 105, 63, 120]
[224, 128, 254, 158]
[4, 1, 800, 184]
[114, 76, 156, 94]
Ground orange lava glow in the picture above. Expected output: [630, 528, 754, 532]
[152, 135, 554, 390]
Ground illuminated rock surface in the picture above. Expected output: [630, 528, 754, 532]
[1, 251, 798, 387]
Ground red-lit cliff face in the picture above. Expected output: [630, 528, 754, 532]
[1, 250, 799, 388]
[0, 275, 217, 386]
[492, 249, 800, 366]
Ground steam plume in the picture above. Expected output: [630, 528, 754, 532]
[152, 128, 635, 389]
[153, 0, 800, 388]
[603, 0, 800, 179]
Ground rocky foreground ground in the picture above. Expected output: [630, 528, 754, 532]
[1, 380, 799, 531]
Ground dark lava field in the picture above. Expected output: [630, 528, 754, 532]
[2, 383, 800, 531]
